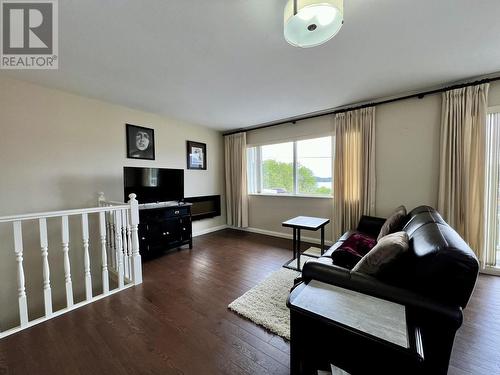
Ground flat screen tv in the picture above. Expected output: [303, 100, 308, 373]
[124, 167, 184, 204]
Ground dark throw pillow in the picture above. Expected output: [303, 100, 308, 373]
[331, 233, 377, 270]
[352, 231, 409, 275]
[377, 205, 407, 241]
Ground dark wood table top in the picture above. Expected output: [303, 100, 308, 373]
[282, 216, 330, 230]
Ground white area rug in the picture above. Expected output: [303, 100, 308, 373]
[303, 246, 322, 257]
[228, 253, 316, 340]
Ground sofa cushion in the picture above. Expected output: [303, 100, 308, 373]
[352, 232, 409, 275]
[331, 232, 377, 269]
[377, 205, 407, 241]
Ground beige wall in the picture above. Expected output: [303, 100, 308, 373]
[489, 81, 500, 106]
[247, 115, 334, 146]
[247, 81, 500, 242]
[0, 77, 225, 221]
[248, 195, 334, 242]
[0, 76, 225, 328]
[375, 95, 441, 216]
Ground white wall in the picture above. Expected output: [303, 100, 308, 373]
[246, 81, 500, 241]
[0, 76, 225, 329]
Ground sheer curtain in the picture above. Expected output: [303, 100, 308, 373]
[224, 132, 249, 228]
[438, 83, 489, 262]
[485, 111, 500, 267]
[333, 107, 376, 239]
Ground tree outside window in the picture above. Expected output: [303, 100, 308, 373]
[248, 136, 332, 196]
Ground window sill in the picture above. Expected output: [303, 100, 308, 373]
[248, 193, 333, 199]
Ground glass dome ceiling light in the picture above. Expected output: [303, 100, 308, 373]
[284, 0, 344, 48]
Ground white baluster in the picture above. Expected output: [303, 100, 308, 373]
[109, 210, 116, 270]
[114, 210, 124, 288]
[121, 209, 129, 279]
[13, 221, 28, 327]
[126, 211, 133, 279]
[61, 216, 74, 307]
[128, 194, 143, 284]
[81, 213, 92, 301]
[39, 218, 52, 317]
[99, 211, 109, 295]
[105, 209, 113, 271]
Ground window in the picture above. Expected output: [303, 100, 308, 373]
[247, 136, 333, 196]
[485, 109, 500, 269]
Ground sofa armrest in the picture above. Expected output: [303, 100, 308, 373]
[302, 259, 463, 328]
[302, 257, 351, 285]
[356, 215, 386, 237]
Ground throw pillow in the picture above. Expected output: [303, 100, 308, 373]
[331, 233, 377, 270]
[352, 231, 409, 275]
[377, 205, 407, 241]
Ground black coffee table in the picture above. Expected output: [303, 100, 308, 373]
[282, 216, 330, 271]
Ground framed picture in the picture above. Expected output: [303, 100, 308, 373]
[126, 124, 155, 160]
[186, 141, 207, 170]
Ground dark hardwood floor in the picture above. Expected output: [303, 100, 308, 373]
[449, 272, 500, 375]
[0, 229, 498, 374]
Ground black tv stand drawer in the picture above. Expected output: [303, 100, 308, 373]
[138, 203, 192, 257]
[165, 207, 190, 218]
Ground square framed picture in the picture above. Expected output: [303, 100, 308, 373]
[126, 124, 155, 160]
[186, 141, 207, 170]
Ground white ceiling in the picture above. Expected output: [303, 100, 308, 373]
[4, 0, 500, 130]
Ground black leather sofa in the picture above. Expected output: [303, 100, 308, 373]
[297, 206, 480, 374]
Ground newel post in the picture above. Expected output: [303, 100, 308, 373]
[97, 192, 106, 206]
[128, 193, 143, 284]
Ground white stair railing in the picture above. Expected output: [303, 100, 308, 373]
[97, 193, 142, 283]
[0, 194, 142, 339]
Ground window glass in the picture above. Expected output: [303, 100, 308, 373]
[297, 137, 332, 196]
[485, 111, 500, 268]
[247, 136, 333, 197]
[261, 142, 294, 194]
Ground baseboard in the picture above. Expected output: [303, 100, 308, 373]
[193, 224, 229, 237]
[480, 266, 500, 276]
[230, 226, 334, 247]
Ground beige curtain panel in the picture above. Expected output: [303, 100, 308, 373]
[224, 132, 249, 228]
[438, 83, 489, 262]
[333, 107, 376, 239]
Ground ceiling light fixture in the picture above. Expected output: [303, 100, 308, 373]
[284, 0, 344, 48]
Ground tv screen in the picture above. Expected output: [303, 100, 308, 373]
[124, 167, 184, 204]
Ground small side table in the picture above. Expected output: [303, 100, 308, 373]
[287, 280, 424, 374]
[282, 216, 330, 271]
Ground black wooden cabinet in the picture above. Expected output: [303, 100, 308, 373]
[138, 203, 193, 257]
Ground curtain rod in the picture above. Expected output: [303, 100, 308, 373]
[223, 76, 500, 136]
